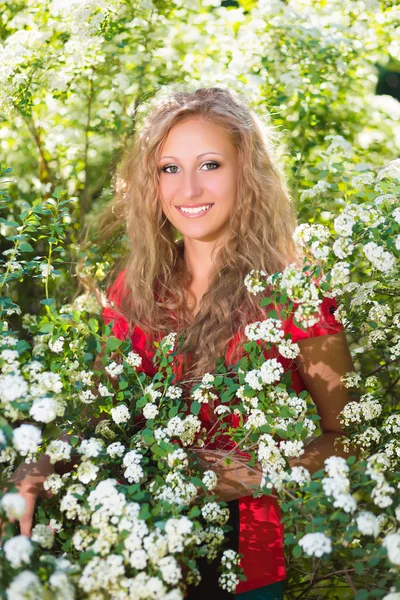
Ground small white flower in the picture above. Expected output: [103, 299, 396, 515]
[45, 440, 71, 464]
[48, 336, 65, 353]
[31, 523, 54, 549]
[106, 442, 125, 458]
[3, 535, 33, 568]
[1, 493, 26, 520]
[110, 404, 130, 424]
[76, 460, 99, 484]
[13, 424, 42, 456]
[143, 403, 159, 420]
[298, 532, 332, 557]
[29, 396, 58, 423]
[202, 470, 218, 490]
[356, 511, 379, 537]
[125, 351, 142, 369]
[105, 361, 124, 378]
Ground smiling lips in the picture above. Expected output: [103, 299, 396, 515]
[176, 203, 214, 218]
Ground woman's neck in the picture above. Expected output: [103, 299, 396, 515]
[183, 237, 218, 317]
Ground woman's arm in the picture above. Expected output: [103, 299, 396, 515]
[196, 330, 358, 501]
[289, 329, 359, 472]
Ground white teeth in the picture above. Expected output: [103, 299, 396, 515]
[179, 204, 212, 214]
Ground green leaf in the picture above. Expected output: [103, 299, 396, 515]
[89, 318, 99, 332]
[292, 544, 302, 558]
[106, 337, 122, 351]
[40, 298, 55, 306]
[19, 242, 34, 252]
[69, 435, 80, 447]
[38, 323, 54, 333]
[355, 590, 369, 600]
[191, 401, 201, 415]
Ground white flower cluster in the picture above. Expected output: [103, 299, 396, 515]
[377, 158, 400, 182]
[155, 415, 202, 447]
[274, 391, 307, 419]
[244, 269, 267, 295]
[46, 439, 72, 464]
[160, 332, 177, 353]
[384, 414, 400, 435]
[363, 241, 396, 273]
[332, 236, 354, 259]
[245, 358, 284, 391]
[125, 351, 143, 369]
[366, 453, 396, 508]
[298, 532, 332, 557]
[48, 336, 65, 353]
[202, 470, 218, 491]
[106, 441, 125, 458]
[3, 535, 33, 568]
[201, 502, 229, 525]
[280, 439, 304, 458]
[244, 318, 284, 343]
[31, 523, 54, 549]
[292, 223, 330, 248]
[322, 456, 357, 514]
[152, 471, 197, 506]
[382, 532, 400, 566]
[144, 383, 163, 403]
[78, 437, 104, 459]
[368, 302, 391, 324]
[142, 382, 163, 419]
[123, 450, 144, 484]
[355, 511, 379, 537]
[29, 396, 59, 423]
[330, 261, 351, 292]
[165, 385, 183, 400]
[1, 493, 26, 520]
[166, 448, 188, 470]
[340, 371, 363, 388]
[277, 338, 300, 359]
[191, 374, 218, 405]
[111, 403, 130, 424]
[105, 360, 124, 378]
[289, 466, 311, 486]
[257, 433, 286, 489]
[218, 549, 241, 593]
[60, 484, 89, 522]
[353, 426, 381, 450]
[13, 424, 42, 457]
[339, 394, 382, 426]
[299, 180, 331, 201]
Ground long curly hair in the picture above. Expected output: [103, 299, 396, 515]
[97, 86, 304, 382]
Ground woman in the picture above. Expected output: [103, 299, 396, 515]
[11, 87, 355, 599]
[99, 87, 355, 599]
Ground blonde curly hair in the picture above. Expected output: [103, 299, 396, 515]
[97, 86, 303, 382]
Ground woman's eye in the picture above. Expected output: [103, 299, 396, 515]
[161, 161, 219, 174]
[201, 161, 219, 171]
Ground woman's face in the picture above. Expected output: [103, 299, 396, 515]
[158, 118, 239, 243]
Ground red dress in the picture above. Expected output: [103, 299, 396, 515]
[102, 270, 344, 594]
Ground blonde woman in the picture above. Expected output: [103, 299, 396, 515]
[100, 87, 354, 599]
[11, 87, 354, 599]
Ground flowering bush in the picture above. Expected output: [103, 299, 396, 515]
[0, 1, 400, 598]
[0, 158, 399, 597]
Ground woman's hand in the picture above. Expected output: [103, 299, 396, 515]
[194, 449, 263, 502]
[2, 454, 54, 537]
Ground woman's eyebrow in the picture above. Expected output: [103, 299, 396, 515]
[160, 152, 224, 160]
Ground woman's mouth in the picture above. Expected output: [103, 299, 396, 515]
[176, 203, 214, 218]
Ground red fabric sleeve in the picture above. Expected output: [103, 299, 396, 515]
[101, 269, 130, 340]
[284, 295, 344, 344]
